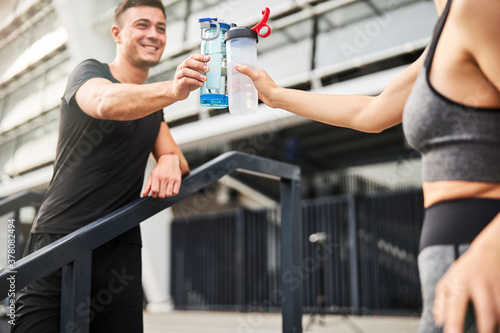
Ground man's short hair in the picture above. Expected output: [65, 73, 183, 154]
[114, 0, 166, 26]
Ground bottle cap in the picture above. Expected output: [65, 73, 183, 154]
[224, 27, 259, 43]
[251, 7, 271, 38]
[198, 18, 231, 30]
[199, 18, 232, 41]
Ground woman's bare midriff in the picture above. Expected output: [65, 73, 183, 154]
[423, 181, 500, 208]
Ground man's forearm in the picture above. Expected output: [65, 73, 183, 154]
[97, 81, 179, 121]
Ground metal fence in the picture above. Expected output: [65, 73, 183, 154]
[171, 189, 424, 314]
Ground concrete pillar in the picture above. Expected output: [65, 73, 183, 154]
[52, 0, 115, 64]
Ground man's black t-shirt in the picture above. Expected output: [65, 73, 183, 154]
[31, 59, 163, 245]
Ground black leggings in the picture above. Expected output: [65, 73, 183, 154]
[12, 233, 144, 333]
[419, 198, 500, 253]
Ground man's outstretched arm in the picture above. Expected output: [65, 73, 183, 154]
[75, 55, 209, 121]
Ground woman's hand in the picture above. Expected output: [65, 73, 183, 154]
[234, 64, 282, 108]
[434, 214, 500, 333]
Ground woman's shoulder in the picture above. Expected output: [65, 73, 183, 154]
[448, 0, 500, 99]
[450, 0, 500, 30]
[448, 0, 500, 61]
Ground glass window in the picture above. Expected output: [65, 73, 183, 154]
[1, 75, 45, 131]
[3, 118, 58, 176]
[315, 1, 436, 70]
[163, 21, 186, 58]
[165, 0, 189, 22]
[41, 59, 72, 111]
[318, 1, 373, 34]
[369, 0, 417, 12]
[0, 10, 66, 84]
[0, 0, 43, 31]
[0, 139, 16, 182]
[258, 19, 312, 54]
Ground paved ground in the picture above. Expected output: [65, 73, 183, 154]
[0, 311, 421, 332]
[144, 311, 421, 333]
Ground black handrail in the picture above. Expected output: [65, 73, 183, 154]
[0, 152, 302, 333]
[0, 191, 45, 263]
[0, 191, 44, 217]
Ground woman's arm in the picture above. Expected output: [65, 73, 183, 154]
[236, 50, 426, 133]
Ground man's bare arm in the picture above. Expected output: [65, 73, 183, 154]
[75, 55, 209, 121]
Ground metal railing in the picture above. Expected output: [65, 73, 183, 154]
[0, 191, 45, 218]
[0, 191, 45, 262]
[0, 152, 303, 333]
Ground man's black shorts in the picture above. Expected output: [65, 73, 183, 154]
[11, 233, 143, 333]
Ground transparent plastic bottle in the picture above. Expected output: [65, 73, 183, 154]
[225, 27, 259, 115]
[199, 18, 231, 109]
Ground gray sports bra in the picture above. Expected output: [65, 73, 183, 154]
[403, 0, 500, 183]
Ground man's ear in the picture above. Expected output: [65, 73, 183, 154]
[111, 25, 121, 43]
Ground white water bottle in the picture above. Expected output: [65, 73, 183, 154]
[225, 27, 259, 115]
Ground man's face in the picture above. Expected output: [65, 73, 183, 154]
[115, 6, 166, 68]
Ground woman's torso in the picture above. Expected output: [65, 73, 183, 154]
[404, 0, 500, 207]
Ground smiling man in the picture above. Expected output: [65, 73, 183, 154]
[12, 1, 208, 332]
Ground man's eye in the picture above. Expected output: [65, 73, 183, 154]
[137, 23, 148, 28]
[157, 28, 166, 33]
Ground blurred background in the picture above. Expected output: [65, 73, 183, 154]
[0, 0, 437, 324]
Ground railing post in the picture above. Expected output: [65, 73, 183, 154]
[347, 195, 360, 315]
[280, 178, 302, 333]
[60, 252, 92, 333]
[235, 209, 245, 312]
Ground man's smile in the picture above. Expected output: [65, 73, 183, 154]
[142, 44, 159, 51]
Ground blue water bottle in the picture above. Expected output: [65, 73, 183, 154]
[199, 18, 231, 109]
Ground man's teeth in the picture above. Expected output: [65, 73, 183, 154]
[144, 46, 157, 50]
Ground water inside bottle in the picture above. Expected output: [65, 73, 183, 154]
[200, 56, 228, 108]
[227, 62, 258, 115]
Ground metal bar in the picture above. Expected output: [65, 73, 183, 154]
[235, 168, 281, 181]
[0, 191, 44, 217]
[347, 195, 360, 315]
[373, 199, 381, 311]
[60, 252, 92, 333]
[235, 209, 245, 311]
[280, 178, 302, 333]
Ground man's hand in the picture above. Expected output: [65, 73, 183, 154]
[172, 54, 209, 101]
[142, 154, 182, 198]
